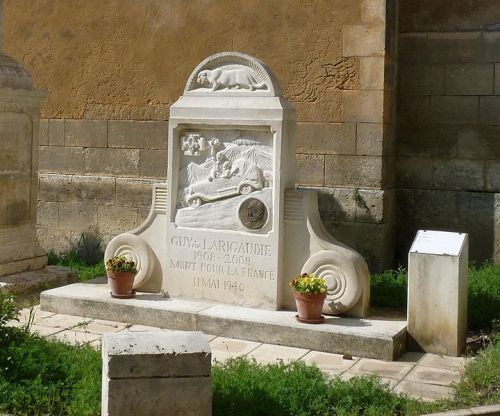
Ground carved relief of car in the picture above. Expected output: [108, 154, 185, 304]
[185, 174, 263, 208]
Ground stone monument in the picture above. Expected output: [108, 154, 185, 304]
[105, 52, 370, 317]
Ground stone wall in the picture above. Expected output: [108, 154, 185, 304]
[4, 0, 397, 271]
[396, 1, 500, 264]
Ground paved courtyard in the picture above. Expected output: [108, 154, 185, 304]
[8, 305, 468, 403]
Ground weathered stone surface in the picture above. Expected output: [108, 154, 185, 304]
[399, 64, 445, 95]
[85, 148, 139, 176]
[397, 157, 434, 188]
[0, 174, 31, 227]
[39, 146, 85, 174]
[108, 120, 167, 149]
[445, 63, 494, 95]
[58, 202, 97, 231]
[400, 2, 500, 33]
[359, 57, 385, 90]
[427, 32, 482, 63]
[343, 25, 385, 57]
[325, 155, 382, 188]
[38, 118, 48, 145]
[399, 33, 428, 64]
[317, 187, 356, 222]
[4, 0, 363, 121]
[485, 160, 500, 192]
[104, 378, 212, 416]
[398, 96, 431, 125]
[496, 63, 500, 95]
[483, 31, 500, 62]
[433, 159, 484, 191]
[115, 178, 155, 207]
[354, 188, 385, 223]
[0, 114, 31, 172]
[296, 122, 356, 155]
[342, 90, 384, 123]
[430, 96, 479, 125]
[97, 205, 137, 235]
[139, 149, 167, 178]
[69, 175, 116, 204]
[39, 173, 115, 204]
[39, 173, 73, 202]
[48, 119, 64, 146]
[65, 119, 107, 147]
[296, 154, 324, 186]
[103, 332, 211, 378]
[356, 123, 383, 156]
[397, 125, 457, 158]
[361, 0, 385, 24]
[479, 96, 500, 125]
[323, 220, 390, 272]
[37, 201, 59, 228]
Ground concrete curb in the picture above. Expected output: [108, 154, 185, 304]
[423, 404, 500, 415]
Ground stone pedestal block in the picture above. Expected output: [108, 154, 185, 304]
[407, 230, 468, 356]
[102, 331, 212, 416]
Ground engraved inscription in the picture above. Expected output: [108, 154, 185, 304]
[169, 234, 276, 293]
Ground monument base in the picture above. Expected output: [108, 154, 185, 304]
[40, 278, 407, 361]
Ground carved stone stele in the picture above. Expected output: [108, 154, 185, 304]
[106, 52, 370, 317]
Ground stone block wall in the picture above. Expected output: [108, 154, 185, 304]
[4, 0, 397, 272]
[37, 119, 167, 252]
[396, 1, 500, 264]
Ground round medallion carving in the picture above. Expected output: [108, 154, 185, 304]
[239, 198, 268, 230]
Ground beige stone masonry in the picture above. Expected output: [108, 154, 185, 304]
[65, 119, 107, 147]
[325, 155, 383, 188]
[84, 148, 140, 177]
[343, 25, 386, 57]
[296, 122, 356, 155]
[296, 154, 325, 186]
[48, 119, 64, 146]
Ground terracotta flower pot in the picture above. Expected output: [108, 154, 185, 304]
[107, 271, 136, 298]
[293, 291, 327, 324]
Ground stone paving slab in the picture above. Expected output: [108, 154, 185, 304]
[404, 366, 461, 387]
[35, 313, 91, 329]
[47, 329, 102, 345]
[301, 351, 359, 375]
[40, 280, 407, 360]
[247, 343, 310, 364]
[347, 357, 415, 381]
[394, 380, 455, 402]
[419, 354, 468, 372]
[210, 336, 261, 363]
[72, 319, 128, 335]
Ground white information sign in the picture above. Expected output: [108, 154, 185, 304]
[410, 230, 466, 256]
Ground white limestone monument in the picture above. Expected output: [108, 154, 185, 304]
[105, 52, 370, 317]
